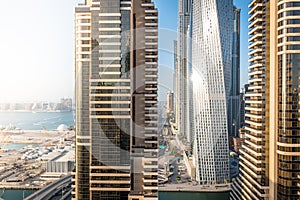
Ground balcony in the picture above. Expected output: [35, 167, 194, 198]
[249, 3, 263, 15]
[145, 10, 158, 13]
[248, 62, 263, 70]
[249, 18, 263, 30]
[249, 48, 263, 56]
[248, 85, 264, 90]
[249, 55, 263, 62]
[248, 33, 263, 42]
[236, 175, 260, 200]
[245, 106, 263, 112]
[245, 133, 263, 142]
[249, 70, 263, 76]
[240, 149, 263, 164]
[142, 3, 155, 7]
[240, 162, 262, 179]
[245, 126, 263, 135]
[245, 139, 263, 149]
[245, 120, 263, 127]
[245, 99, 263, 104]
[242, 144, 263, 157]
[249, 11, 263, 22]
[249, 40, 263, 49]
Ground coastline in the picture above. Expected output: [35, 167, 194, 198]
[0, 130, 74, 145]
[0, 110, 73, 113]
[0, 141, 40, 145]
[0, 112, 75, 131]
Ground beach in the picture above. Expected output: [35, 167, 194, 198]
[0, 130, 73, 145]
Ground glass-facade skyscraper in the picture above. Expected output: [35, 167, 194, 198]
[74, 0, 158, 199]
[175, 0, 192, 144]
[190, 0, 233, 184]
[228, 6, 241, 142]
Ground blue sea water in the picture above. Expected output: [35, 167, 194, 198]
[0, 112, 74, 130]
[0, 143, 39, 150]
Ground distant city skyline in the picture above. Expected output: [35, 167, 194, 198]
[0, 0, 250, 103]
[0, 98, 73, 104]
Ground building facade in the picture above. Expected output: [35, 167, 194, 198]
[190, 0, 233, 184]
[239, 84, 249, 129]
[166, 91, 174, 114]
[175, 0, 192, 142]
[231, 0, 300, 199]
[228, 6, 241, 140]
[74, 0, 158, 199]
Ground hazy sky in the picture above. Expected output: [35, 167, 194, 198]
[0, 0, 250, 103]
[0, 0, 80, 103]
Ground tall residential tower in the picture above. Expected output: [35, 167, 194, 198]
[74, 0, 158, 199]
[231, 0, 300, 199]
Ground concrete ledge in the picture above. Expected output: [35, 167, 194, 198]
[159, 183, 231, 193]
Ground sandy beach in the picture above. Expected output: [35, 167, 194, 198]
[0, 130, 74, 144]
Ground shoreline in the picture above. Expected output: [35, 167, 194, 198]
[0, 142, 41, 145]
[0, 130, 74, 147]
[0, 110, 73, 113]
[0, 130, 72, 133]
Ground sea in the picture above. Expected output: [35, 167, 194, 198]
[0, 111, 74, 130]
[0, 112, 74, 200]
[0, 143, 39, 151]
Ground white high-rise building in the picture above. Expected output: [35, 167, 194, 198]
[166, 91, 174, 114]
[190, 0, 233, 184]
[175, 0, 192, 142]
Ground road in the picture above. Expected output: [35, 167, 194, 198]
[158, 120, 187, 185]
[24, 175, 72, 200]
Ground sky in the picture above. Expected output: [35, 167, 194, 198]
[0, 0, 250, 103]
[0, 0, 80, 103]
[154, 0, 251, 100]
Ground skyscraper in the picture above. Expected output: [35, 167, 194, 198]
[175, 0, 191, 142]
[166, 91, 174, 114]
[239, 84, 249, 128]
[173, 39, 178, 119]
[231, 1, 300, 199]
[228, 6, 241, 140]
[74, 0, 158, 199]
[190, 0, 233, 184]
